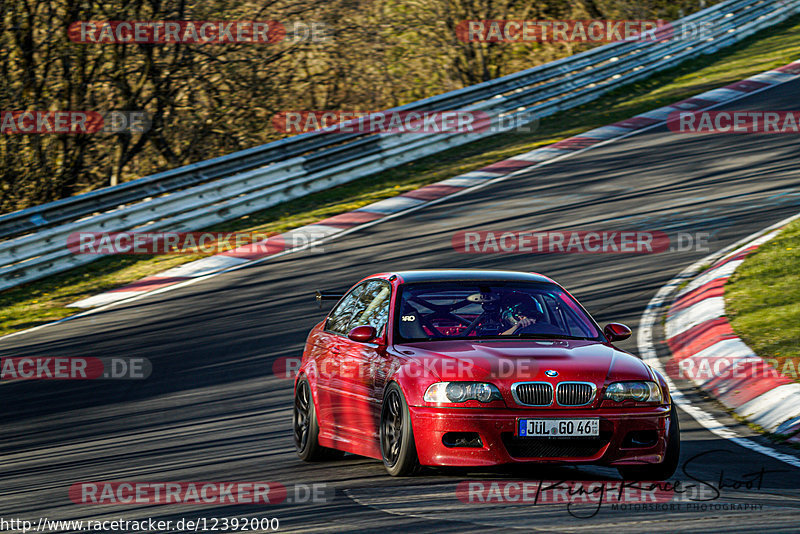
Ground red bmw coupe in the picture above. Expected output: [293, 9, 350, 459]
[293, 270, 679, 478]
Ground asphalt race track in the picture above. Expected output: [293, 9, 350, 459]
[2, 79, 800, 533]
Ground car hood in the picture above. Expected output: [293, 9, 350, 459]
[393, 339, 654, 387]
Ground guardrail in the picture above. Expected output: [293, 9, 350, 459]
[1, 0, 797, 292]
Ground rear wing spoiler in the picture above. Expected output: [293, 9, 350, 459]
[315, 290, 344, 307]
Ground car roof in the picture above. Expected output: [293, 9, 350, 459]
[388, 269, 555, 284]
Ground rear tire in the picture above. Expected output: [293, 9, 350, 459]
[617, 404, 680, 480]
[380, 383, 420, 476]
[294, 377, 345, 461]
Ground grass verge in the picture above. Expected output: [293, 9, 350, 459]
[3, 14, 800, 337]
[726, 218, 800, 383]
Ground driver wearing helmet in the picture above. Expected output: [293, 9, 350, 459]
[500, 293, 551, 335]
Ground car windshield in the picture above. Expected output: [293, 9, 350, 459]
[395, 281, 603, 342]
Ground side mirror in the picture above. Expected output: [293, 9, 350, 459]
[348, 325, 378, 343]
[604, 323, 632, 342]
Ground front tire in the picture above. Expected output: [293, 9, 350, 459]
[380, 383, 420, 476]
[294, 377, 344, 461]
[617, 404, 681, 480]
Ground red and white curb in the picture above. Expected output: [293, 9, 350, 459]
[70, 59, 800, 309]
[664, 222, 800, 439]
[639, 212, 800, 469]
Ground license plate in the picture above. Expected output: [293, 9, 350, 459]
[518, 418, 599, 437]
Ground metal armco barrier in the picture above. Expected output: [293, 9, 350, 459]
[1, 0, 797, 291]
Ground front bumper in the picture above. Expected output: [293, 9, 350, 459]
[409, 405, 670, 467]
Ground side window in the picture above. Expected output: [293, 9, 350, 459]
[325, 283, 368, 334]
[348, 280, 392, 335]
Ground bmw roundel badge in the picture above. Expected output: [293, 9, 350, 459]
[545, 370, 559, 377]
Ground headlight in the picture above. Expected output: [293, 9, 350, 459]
[424, 382, 502, 403]
[604, 381, 662, 403]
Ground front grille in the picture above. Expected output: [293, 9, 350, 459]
[501, 433, 610, 458]
[556, 382, 595, 406]
[513, 382, 553, 406]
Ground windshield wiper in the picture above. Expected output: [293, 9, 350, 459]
[513, 333, 593, 340]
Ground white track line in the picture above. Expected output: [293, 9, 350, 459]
[638, 213, 800, 469]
